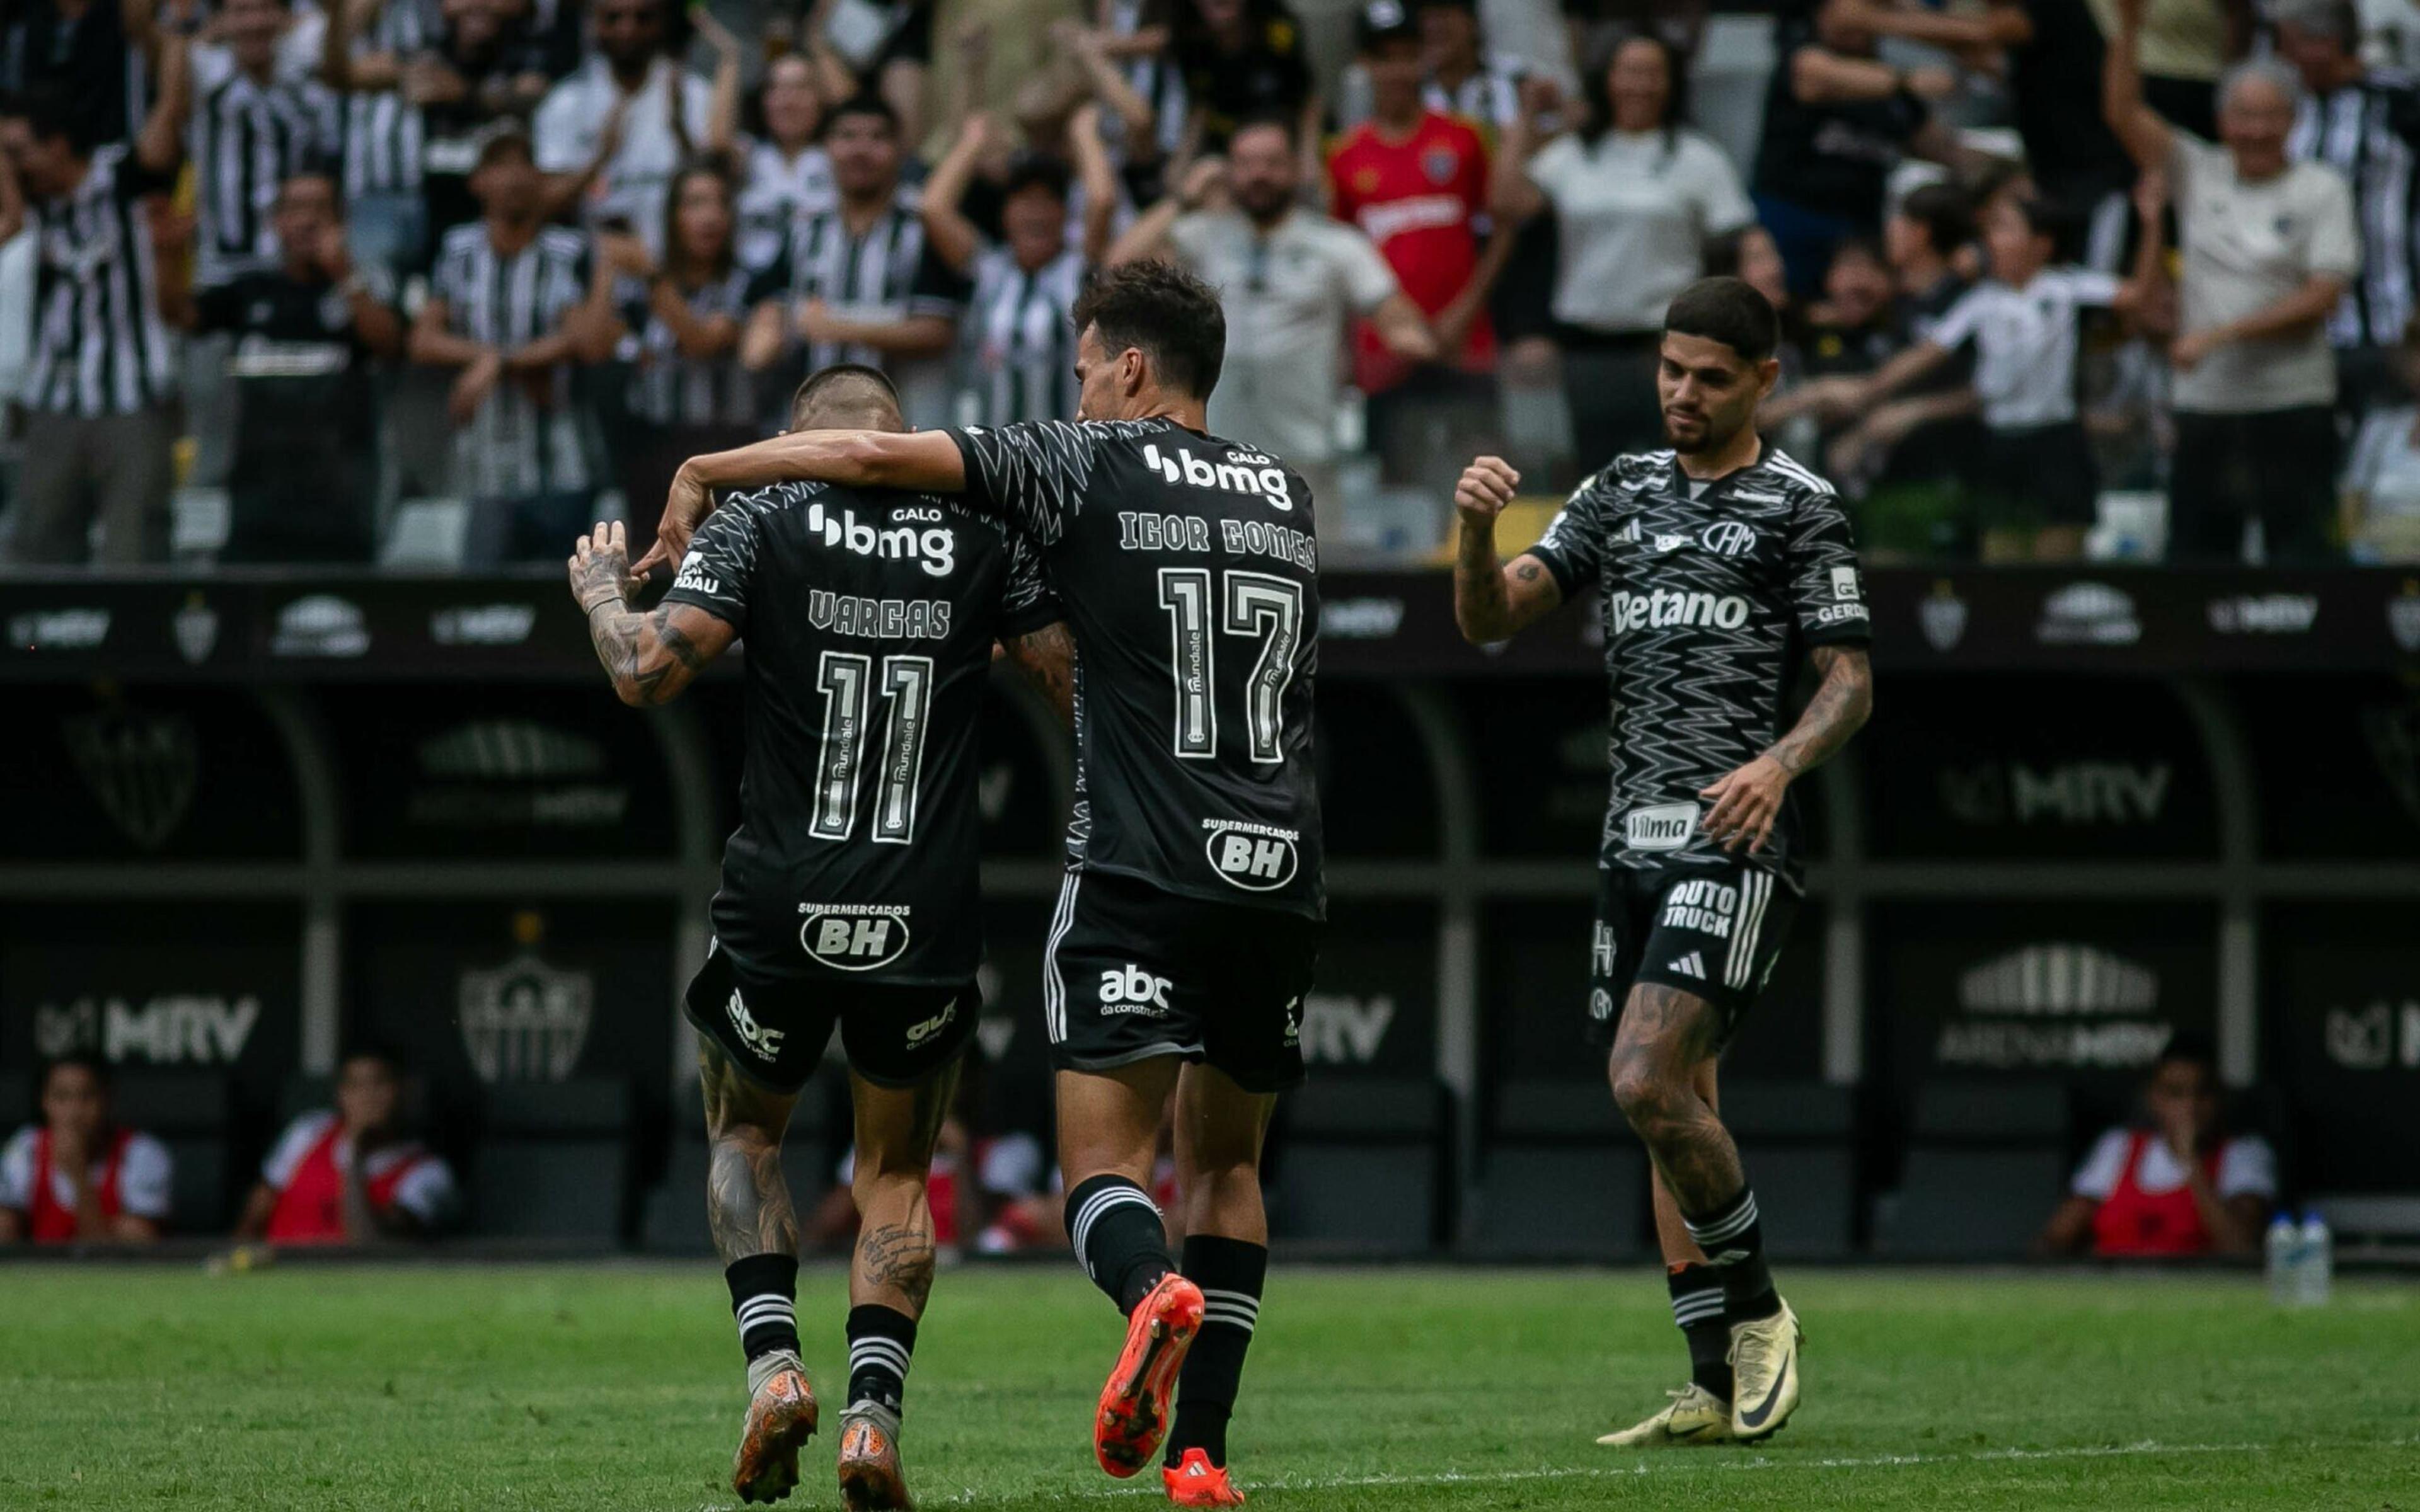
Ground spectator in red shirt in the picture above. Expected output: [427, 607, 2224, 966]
[0, 1057, 172, 1246]
[233, 1051, 458, 1246]
[1330, 0, 1512, 501]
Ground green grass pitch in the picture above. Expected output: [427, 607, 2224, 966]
[1, 1263, 2411, 1510]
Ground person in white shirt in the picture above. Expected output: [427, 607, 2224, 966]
[2105, 0, 2363, 563]
[1107, 112, 1438, 539]
[1826, 193, 2158, 559]
[533, 0, 738, 257]
[2338, 312, 2420, 559]
[735, 53, 836, 273]
[1493, 32, 1755, 459]
[0, 1057, 173, 1246]
[2034, 1035, 2276, 1258]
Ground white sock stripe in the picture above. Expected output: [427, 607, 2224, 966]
[850, 1341, 913, 1370]
[735, 1295, 796, 1315]
[1069, 1184, 1158, 1258]
[1201, 1310, 1257, 1334]
[735, 1298, 796, 1326]
[1688, 1194, 1759, 1244]
[1671, 1292, 1725, 1313]
[1198, 1288, 1260, 1311]
[1671, 1302, 1726, 1326]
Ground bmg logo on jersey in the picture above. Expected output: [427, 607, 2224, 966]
[798, 903, 914, 970]
[1098, 964, 1173, 1016]
[1202, 818, 1301, 890]
[804, 499, 956, 577]
[1607, 589, 1750, 636]
[1143, 442, 1294, 512]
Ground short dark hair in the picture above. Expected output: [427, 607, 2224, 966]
[2008, 195, 2072, 244]
[1228, 110, 1299, 154]
[1071, 260, 1227, 400]
[1002, 151, 1073, 205]
[1828, 235, 1886, 272]
[791, 362, 903, 429]
[473, 125, 535, 172]
[2157, 1032, 2220, 1077]
[1894, 182, 1971, 258]
[5, 83, 98, 154]
[823, 93, 899, 139]
[38, 1053, 112, 1100]
[1663, 275, 1778, 364]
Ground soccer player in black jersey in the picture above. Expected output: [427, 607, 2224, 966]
[568, 364, 1075, 1509]
[1453, 278, 1874, 1448]
[639, 262, 1320, 1509]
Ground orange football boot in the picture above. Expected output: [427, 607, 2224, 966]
[1162, 1448, 1245, 1507]
[1094, 1273, 1206, 1477]
[732, 1366, 819, 1504]
[836, 1402, 913, 1510]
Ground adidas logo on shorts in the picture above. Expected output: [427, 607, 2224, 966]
[1667, 952, 1706, 981]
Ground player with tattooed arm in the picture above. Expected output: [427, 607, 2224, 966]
[638, 261, 1322, 1509]
[1452, 277, 1874, 1449]
[567, 364, 1075, 1508]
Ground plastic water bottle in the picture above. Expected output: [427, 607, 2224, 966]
[2295, 1211, 2334, 1307]
[2266, 1213, 2303, 1306]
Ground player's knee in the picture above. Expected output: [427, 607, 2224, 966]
[1608, 1047, 1685, 1137]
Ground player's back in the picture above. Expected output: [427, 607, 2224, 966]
[947, 417, 1324, 919]
[664, 479, 1060, 982]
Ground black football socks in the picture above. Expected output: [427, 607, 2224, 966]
[1683, 1187, 1782, 1322]
[1667, 1262, 1734, 1400]
[1066, 1174, 1175, 1314]
[727, 1252, 804, 1394]
[1165, 1234, 1266, 1469]
[846, 1303, 918, 1414]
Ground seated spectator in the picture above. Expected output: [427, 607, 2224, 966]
[0, 1057, 171, 1246]
[739, 94, 965, 429]
[164, 168, 403, 562]
[533, 0, 737, 258]
[409, 127, 611, 565]
[922, 110, 1117, 424]
[0, 66, 188, 567]
[735, 54, 836, 273]
[600, 161, 768, 547]
[2104, 0, 2360, 563]
[321, 0, 556, 278]
[1109, 113, 1436, 541]
[2034, 1035, 2274, 1257]
[2274, 0, 2420, 418]
[1172, 0, 1317, 158]
[234, 1051, 457, 1244]
[1329, 1, 1506, 498]
[1749, 0, 1968, 295]
[2339, 314, 2420, 559]
[1823, 193, 2159, 560]
[1495, 30, 1753, 458]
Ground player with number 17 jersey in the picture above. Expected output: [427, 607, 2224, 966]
[943, 416, 1325, 1089]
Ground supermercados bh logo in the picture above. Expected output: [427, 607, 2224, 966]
[2037, 582, 2140, 646]
[457, 912, 592, 1082]
[803, 498, 956, 576]
[1202, 818, 1299, 891]
[272, 594, 369, 657]
[1935, 941, 2172, 1070]
[798, 903, 913, 971]
[1142, 440, 1294, 512]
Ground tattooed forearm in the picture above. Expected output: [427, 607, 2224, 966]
[856, 1222, 938, 1310]
[1005, 621, 1078, 728]
[588, 605, 715, 707]
[1766, 644, 1872, 776]
[699, 1034, 800, 1264]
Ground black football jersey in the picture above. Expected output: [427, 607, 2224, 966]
[662, 481, 1062, 982]
[945, 418, 1324, 920]
[1524, 445, 1870, 884]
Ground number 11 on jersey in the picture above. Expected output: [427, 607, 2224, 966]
[1155, 567, 1303, 766]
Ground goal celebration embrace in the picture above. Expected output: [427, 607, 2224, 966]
[560, 261, 1869, 1504]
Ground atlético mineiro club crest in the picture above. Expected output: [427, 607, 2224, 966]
[62, 706, 199, 850]
[1920, 580, 1968, 653]
[1422, 147, 1457, 185]
[458, 913, 593, 1082]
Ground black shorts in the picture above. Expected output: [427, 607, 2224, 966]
[683, 940, 979, 1095]
[1586, 861, 1801, 1050]
[1044, 869, 1323, 1094]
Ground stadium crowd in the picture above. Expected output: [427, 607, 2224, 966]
[7, 0, 2420, 566]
